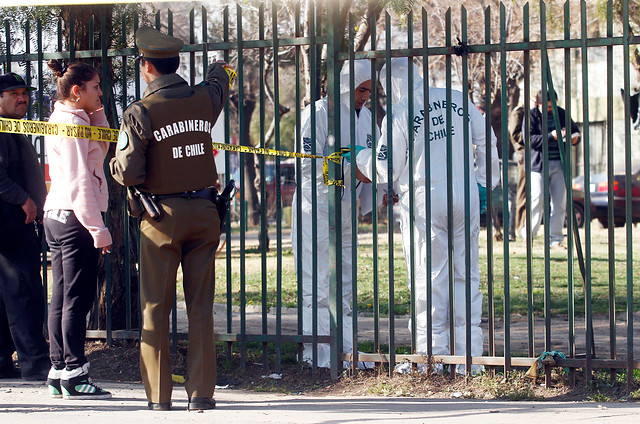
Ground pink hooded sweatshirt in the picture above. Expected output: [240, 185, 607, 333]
[44, 101, 112, 248]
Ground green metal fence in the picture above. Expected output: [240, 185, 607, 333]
[1, 0, 639, 388]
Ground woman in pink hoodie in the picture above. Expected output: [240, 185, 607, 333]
[43, 60, 112, 401]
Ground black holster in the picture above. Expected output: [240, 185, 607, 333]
[216, 180, 235, 231]
[132, 186, 164, 221]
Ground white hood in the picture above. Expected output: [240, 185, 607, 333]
[379, 57, 424, 105]
[339, 59, 372, 105]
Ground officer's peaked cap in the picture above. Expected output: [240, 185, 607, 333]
[135, 26, 184, 59]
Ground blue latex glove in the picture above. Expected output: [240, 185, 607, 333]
[478, 183, 487, 215]
[341, 145, 366, 163]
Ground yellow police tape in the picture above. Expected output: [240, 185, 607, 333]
[224, 66, 237, 88]
[0, 116, 345, 187]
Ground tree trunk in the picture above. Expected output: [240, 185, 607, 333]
[60, 5, 140, 331]
[232, 93, 260, 226]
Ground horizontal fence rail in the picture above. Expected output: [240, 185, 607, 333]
[1, 0, 639, 389]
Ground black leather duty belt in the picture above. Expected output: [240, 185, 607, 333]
[152, 187, 216, 202]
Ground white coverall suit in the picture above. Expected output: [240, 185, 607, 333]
[355, 58, 499, 372]
[291, 60, 378, 368]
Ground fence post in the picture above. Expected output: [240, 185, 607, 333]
[326, 0, 342, 380]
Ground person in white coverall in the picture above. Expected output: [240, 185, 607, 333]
[291, 60, 378, 368]
[352, 58, 499, 374]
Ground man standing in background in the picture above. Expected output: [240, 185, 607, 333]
[520, 90, 580, 247]
[508, 105, 526, 240]
[0, 72, 50, 381]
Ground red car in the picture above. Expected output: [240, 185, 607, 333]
[572, 162, 640, 228]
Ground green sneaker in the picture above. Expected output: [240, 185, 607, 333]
[47, 366, 63, 398]
[60, 363, 111, 400]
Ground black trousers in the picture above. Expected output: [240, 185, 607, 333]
[0, 222, 50, 377]
[44, 210, 98, 370]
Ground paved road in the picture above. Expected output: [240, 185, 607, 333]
[1, 380, 639, 423]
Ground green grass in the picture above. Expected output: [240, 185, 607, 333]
[205, 223, 640, 317]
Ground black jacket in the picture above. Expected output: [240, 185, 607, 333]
[526, 105, 580, 173]
[0, 130, 47, 219]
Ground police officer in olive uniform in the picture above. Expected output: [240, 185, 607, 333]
[109, 27, 229, 412]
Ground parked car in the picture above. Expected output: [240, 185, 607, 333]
[572, 162, 640, 228]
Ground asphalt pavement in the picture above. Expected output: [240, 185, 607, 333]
[1, 379, 639, 423]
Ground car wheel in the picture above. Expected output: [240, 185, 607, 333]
[565, 202, 585, 228]
[573, 202, 585, 228]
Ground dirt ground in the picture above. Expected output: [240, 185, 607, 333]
[83, 340, 639, 402]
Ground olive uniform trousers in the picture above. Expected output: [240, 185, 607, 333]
[139, 196, 220, 404]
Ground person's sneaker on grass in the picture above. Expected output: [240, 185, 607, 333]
[47, 366, 63, 398]
[61, 363, 111, 400]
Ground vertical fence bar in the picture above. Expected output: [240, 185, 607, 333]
[484, 4, 495, 371]
[523, 2, 534, 360]
[272, 1, 283, 373]
[294, 0, 303, 370]
[37, 18, 48, 330]
[499, 3, 511, 374]
[421, 7, 433, 362]
[222, 6, 233, 361]
[326, 0, 342, 380]
[579, 0, 593, 381]
[370, 3, 380, 358]
[565, 0, 576, 382]
[189, 9, 195, 86]
[460, 5, 472, 377]
[121, 13, 132, 332]
[540, 1, 552, 375]
[133, 15, 142, 334]
[3, 20, 9, 72]
[348, 13, 358, 373]
[621, 0, 634, 393]
[384, 11, 395, 375]
[564, 1, 576, 385]
[309, 0, 319, 373]
[134, 15, 140, 101]
[444, 8, 455, 366]
[202, 6, 207, 78]
[164, 9, 179, 356]
[236, 3, 247, 372]
[605, 0, 616, 382]
[407, 11, 417, 360]
[90, 13, 101, 332]
[24, 20, 31, 117]
[100, 14, 112, 346]
[258, 2, 268, 371]
[69, 16, 75, 63]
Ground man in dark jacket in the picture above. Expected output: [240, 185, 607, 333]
[110, 27, 229, 412]
[508, 106, 525, 240]
[0, 72, 49, 380]
[520, 90, 580, 247]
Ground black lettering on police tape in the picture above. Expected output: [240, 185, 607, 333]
[0, 119, 13, 132]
